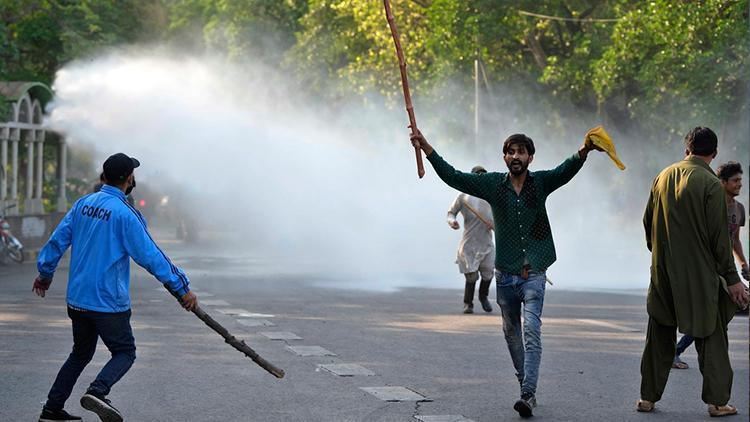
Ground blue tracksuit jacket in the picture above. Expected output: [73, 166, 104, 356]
[38, 185, 190, 312]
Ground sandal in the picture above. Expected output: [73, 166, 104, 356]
[708, 404, 737, 417]
[672, 356, 689, 369]
[637, 399, 655, 412]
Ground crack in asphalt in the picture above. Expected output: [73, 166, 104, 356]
[412, 400, 422, 419]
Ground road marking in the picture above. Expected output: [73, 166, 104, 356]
[415, 416, 475, 422]
[286, 345, 336, 356]
[260, 331, 302, 340]
[200, 300, 231, 306]
[319, 363, 375, 376]
[237, 319, 274, 327]
[217, 308, 274, 318]
[576, 319, 640, 332]
[360, 386, 431, 402]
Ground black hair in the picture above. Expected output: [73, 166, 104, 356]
[503, 134, 535, 156]
[716, 161, 743, 181]
[684, 126, 717, 156]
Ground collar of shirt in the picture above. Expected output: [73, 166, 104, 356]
[684, 156, 716, 175]
[100, 184, 126, 199]
[501, 171, 535, 194]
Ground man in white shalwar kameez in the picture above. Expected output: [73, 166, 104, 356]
[447, 165, 496, 314]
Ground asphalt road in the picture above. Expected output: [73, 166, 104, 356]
[0, 242, 747, 422]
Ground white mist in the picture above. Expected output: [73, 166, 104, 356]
[47, 48, 658, 291]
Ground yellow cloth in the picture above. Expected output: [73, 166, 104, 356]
[585, 126, 625, 170]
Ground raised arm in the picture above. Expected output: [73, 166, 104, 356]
[410, 130, 494, 200]
[538, 137, 598, 194]
[539, 153, 587, 195]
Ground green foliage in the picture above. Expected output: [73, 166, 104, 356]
[1, 0, 169, 83]
[0, 0, 746, 152]
[593, 0, 749, 141]
[168, 0, 307, 64]
[287, 0, 747, 148]
[284, 0, 429, 99]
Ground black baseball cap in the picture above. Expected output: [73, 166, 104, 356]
[103, 153, 140, 183]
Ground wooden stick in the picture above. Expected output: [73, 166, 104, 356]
[166, 287, 285, 379]
[383, 0, 425, 179]
[461, 199, 492, 230]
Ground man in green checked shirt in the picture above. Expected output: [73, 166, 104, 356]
[411, 129, 600, 418]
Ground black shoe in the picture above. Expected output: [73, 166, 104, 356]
[479, 296, 493, 312]
[80, 392, 123, 422]
[514, 393, 535, 418]
[39, 407, 82, 422]
[526, 394, 537, 408]
[478, 279, 493, 312]
[463, 303, 474, 314]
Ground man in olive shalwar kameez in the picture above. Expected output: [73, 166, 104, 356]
[637, 127, 749, 417]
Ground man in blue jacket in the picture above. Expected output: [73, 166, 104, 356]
[33, 153, 197, 422]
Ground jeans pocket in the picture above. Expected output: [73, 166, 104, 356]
[496, 272, 514, 287]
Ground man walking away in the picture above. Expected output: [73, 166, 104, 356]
[34, 153, 197, 422]
[672, 160, 750, 369]
[637, 127, 748, 417]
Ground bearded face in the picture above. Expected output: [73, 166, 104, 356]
[504, 143, 533, 176]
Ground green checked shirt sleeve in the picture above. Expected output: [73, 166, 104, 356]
[425, 151, 501, 201]
[427, 150, 585, 274]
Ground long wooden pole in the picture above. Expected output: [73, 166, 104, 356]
[166, 287, 285, 378]
[383, 0, 425, 179]
[461, 199, 492, 230]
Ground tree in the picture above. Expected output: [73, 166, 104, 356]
[0, 0, 169, 84]
[593, 0, 749, 146]
[167, 0, 307, 65]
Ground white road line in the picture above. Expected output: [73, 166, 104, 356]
[576, 319, 641, 332]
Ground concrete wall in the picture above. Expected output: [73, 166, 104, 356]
[5, 212, 65, 250]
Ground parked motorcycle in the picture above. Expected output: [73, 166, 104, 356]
[0, 204, 24, 263]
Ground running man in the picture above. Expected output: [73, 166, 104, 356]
[447, 165, 495, 314]
[34, 153, 197, 422]
[411, 129, 600, 418]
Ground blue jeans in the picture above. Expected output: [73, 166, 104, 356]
[496, 270, 546, 396]
[675, 334, 695, 357]
[45, 307, 136, 411]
